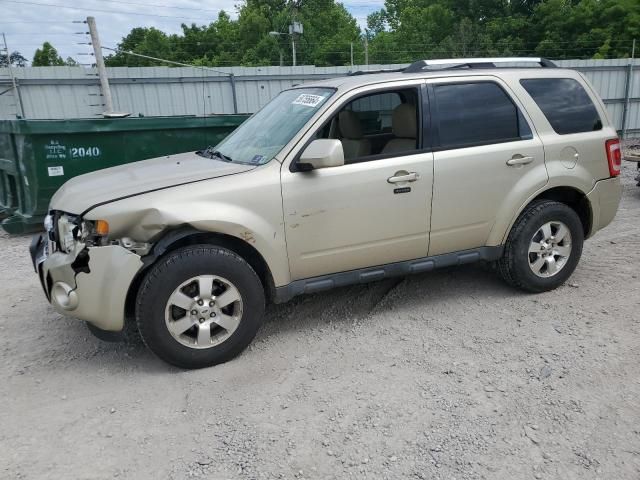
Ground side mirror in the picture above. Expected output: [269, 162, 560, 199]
[298, 139, 344, 171]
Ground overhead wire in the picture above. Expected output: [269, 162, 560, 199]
[0, 0, 209, 21]
[72, 0, 222, 13]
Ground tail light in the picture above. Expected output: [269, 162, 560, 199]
[605, 138, 621, 177]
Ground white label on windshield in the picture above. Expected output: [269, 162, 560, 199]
[292, 94, 325, 108]
[48, 166, 64, 176]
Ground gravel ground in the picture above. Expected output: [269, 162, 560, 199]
[1, 162, 639, 480]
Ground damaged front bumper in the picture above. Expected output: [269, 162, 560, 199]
[30, 234, 143, 332]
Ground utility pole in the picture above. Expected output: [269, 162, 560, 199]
[622, 38, 636, 139]
[1, 33, 25, 118]
[291, 34, 297, 67]
[287, 22, 303, 67]
[87, 16, 114, 115]
[350, 42, 354, 67]
[289, 1, 302, 67]
[364, 34, 369, 66]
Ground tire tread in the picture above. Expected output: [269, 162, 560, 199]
[498, 200, 582, 292]
[135, 245, 264, 368]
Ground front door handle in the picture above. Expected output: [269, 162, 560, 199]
[506, 155, 534, 166]
[388, 172, 419, 183]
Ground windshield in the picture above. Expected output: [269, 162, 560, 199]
[206, 87, 334, 165]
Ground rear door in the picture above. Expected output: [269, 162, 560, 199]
[426, 77, 548, 256]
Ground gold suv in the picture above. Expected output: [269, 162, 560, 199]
[30, 58, 623, 368]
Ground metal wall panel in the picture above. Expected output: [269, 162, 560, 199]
[1, 60, 639, 136]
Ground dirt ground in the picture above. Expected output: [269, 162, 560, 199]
[1, 163, 639, 480]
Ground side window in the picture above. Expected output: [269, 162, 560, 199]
[349, 92, 401, 135]
[319, 87, 421, 163]
[433, 82, 531, 149]
[520, 78, 602, 134]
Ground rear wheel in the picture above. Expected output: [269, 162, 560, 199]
[136, 245, 265, 368]
[498, 200, 584, 292]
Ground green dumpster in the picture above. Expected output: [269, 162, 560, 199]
[0, 115, 249, 234]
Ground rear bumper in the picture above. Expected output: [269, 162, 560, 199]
[586, 176, 622, 236]
[31, 235, 143, 331]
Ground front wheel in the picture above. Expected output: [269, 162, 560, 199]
[136, 245, 265, 368]
[498, 200, 584, 293]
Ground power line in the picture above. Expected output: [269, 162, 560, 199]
[0, 1, 372, 22]
[0, 20, 77, 24]
[83, 0, 222, 13]
[101, 45, 232, 75]
[2, 32, 87, 36]
[0, 0, 208, 21]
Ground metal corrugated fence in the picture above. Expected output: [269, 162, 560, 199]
[1, 59, 639, 136]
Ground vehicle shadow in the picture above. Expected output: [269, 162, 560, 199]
[44, 262, 519, 373]
[257, 262, 518, 341]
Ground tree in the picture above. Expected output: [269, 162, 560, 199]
[0, 51, 27, 67]
[104, 27, 176, 66]
[105, 0, 363, 67]
[102, 0, 640, 67]
[32, 42, 65, 66]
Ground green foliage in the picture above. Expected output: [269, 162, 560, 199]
[104, 0, 361, 67]
[366, 0, 639, 62]
[0, 51, 27, 67]
[102, 0, 639, 67]
[32, 42, 66, 67]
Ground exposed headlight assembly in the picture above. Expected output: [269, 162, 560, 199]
[57, 214, 78, 252]
[43, 214, 54, 233]
[79, 219, 110, 247]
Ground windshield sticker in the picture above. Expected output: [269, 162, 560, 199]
[292, 94, 325, 108]
[250, 154, 265, 164]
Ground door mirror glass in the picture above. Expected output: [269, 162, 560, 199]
[298, 139, 344, 170]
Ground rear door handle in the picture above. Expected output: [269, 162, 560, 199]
[506, 155, 534, 166]
[387, 172, 419, 183]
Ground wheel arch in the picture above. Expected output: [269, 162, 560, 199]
[501, 186, 592, 245]
[124, 227, 277, 323]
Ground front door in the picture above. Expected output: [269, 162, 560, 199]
[280, 84, 433, 281]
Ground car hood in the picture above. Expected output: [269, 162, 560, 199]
[50, 151, 256, 215]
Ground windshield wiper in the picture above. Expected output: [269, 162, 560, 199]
[200, 146, 233, 162]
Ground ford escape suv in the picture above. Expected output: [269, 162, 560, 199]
[30, 57, 623, 368]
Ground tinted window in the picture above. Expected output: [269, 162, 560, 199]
[434, 82, 527, 149]
[520, 78, 602, 134]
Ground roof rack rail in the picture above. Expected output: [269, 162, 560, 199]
[403, 57, 557, 73]
[347, 67, 405, 76]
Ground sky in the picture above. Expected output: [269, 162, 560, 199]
[0, 0, 382, 65]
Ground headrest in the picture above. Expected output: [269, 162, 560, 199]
[338, 110, 364, 139]
[392, 103, 417, 139]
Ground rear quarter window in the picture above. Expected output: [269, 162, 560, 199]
[520, 78, 602, 135]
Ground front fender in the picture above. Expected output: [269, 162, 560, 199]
[85, 161, 291, 286]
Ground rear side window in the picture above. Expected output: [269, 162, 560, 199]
[520, 78, 602, 134]
[433, 82, 531, 149]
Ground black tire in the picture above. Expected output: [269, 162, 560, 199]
[136, 245, 265, 369]
[498, 200, 584, 293]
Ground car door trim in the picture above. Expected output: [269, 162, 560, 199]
[273, 245, 503, 303]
